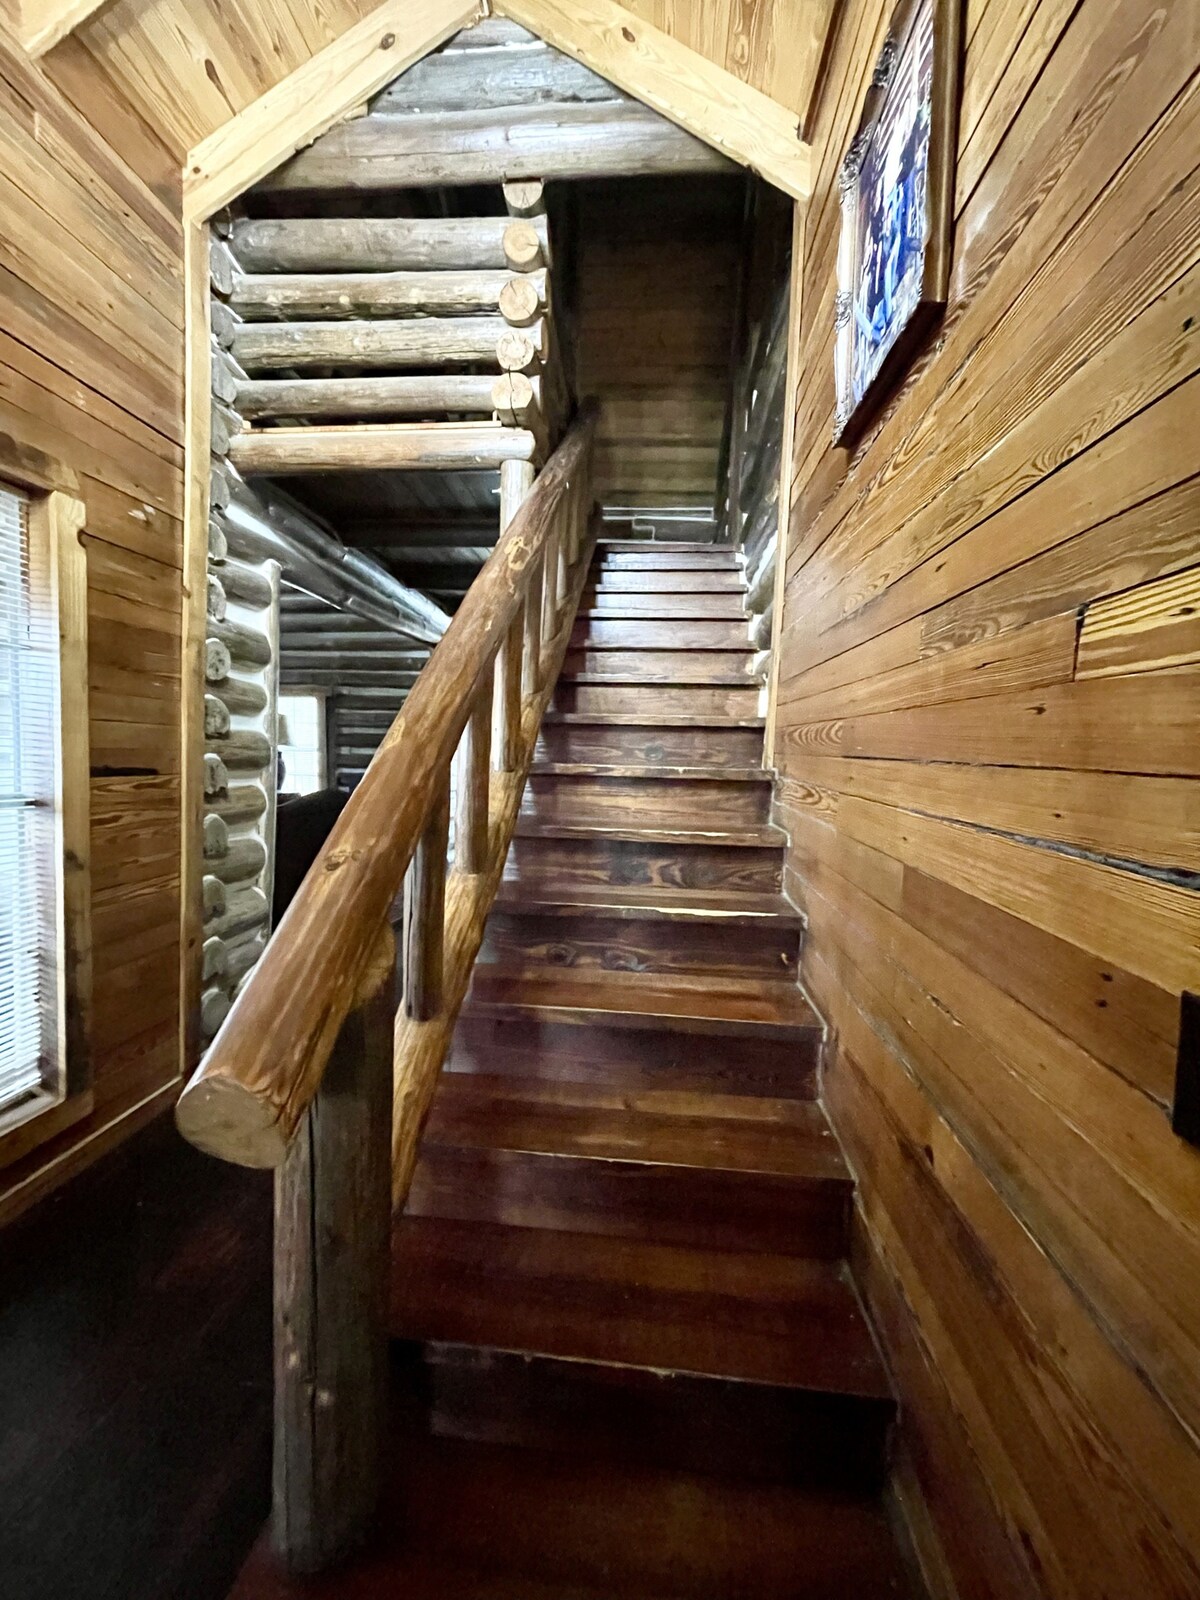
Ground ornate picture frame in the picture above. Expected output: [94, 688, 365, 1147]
[833, 0, 963, 446]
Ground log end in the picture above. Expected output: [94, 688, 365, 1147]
[175, 1074, 289, 1168]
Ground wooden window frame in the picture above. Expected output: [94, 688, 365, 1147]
[0, 438, 93, 1171]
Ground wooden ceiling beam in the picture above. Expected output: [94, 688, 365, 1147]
[16, 0, 113, 58]
[494, 0, 812, 200]
[183, 0, 485, 223]
[229, 422, 538, 476]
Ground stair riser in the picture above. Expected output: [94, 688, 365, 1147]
[552, 684, 763, 718]
[592, 572, 745, 593]
[561, 649, 758, 684]
[598, 553, 741, 571]
[480, 912, 801, 981]
[410, 1146, 851, 1259]
[583, 595, 749, 620]
[570, 620, 751, 648]
[449, 1015, 820, 1099]
[535, 723, 765, 768]
[401, 1345, 891, 1491]
[505, 837, 783, 894]
[522, 774, 771, 824]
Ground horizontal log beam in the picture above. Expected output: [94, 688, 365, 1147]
[373, 33, 614, 114]
[230, 268, 546, 321]
[233, 316, 513, 373]
[236, 374, 498, 422]
[263, 100, 733, 191]
[230, 423, 538, 475]
[230, 215, 551, 273]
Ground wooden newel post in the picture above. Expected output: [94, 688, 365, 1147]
[273, 923, 397, 1573]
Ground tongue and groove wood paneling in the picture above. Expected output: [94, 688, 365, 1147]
[774, 1, 1200, 1594]
[0, 26, 185, 1224]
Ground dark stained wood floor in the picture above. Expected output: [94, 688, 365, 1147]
[0, 1113, 273, 1600]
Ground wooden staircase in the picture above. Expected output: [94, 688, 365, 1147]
[225, 538, 917, 1597]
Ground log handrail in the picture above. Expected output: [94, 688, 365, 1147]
[176, 403, 597, 1172]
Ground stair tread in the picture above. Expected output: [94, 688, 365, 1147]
[557, 674, 763, 686]
[513, 818, 783, 844]
[392, 1217, 891, 1399]
[542, 711, 765, 727]
[422, 1074, 849, 1182]
[529, 762, 772, 780]
[466, 967, 822, 1039]
[493, 884, 800, 926]
[230, 1429, 918, 1600]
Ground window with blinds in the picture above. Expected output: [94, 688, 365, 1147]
[0, 483, 63, 1126]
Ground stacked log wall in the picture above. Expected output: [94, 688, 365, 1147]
[201, 240, 281, 1044]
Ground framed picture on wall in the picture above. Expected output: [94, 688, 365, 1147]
[833, 0, 963, 445]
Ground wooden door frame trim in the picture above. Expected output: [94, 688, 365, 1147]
[179, 221, 211, 1076]
[0, 438, 94, 1169]
[181, 0, 812, 225]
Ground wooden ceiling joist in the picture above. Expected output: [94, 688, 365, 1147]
[229, 422, 539, 476]
[16, 0, 112, 58]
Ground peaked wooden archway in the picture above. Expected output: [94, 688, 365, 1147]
[181, 0, 812, 224]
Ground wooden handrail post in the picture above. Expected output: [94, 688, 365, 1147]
[273, 923, 396, 1573]
[456, 666, 492, 873]
[404, 777, 449, 1020]
[499, 605, 524, 771]
[523, 552, 544, 699]
[499, 457, 536, 761]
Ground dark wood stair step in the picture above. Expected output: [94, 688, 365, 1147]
[541, 710, 765, 727]
[464, 967, 822, 1042]
[529, 762, 771, 780]
[552, 684, 764, 719]
[483, 885, 802, 980]
[593, 571, 747, 593]
[450, 1003, 821, 1100]
[226, 1426, 918, 1599]
[535, 720, 766, 769]
[571, 619, 752, 647]
[392, 1218, 890, 1398]
[597, 551, 742, 571]
[556, 665, 761, 684]
[410, 1077, 851, 1258]
[513, 818, 783, 845]
[582, 595, 749, 619]
[493, 884, 798, 922]
[521, 773, 772, 827]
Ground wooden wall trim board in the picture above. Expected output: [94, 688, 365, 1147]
[764, 199, 804, 766]
[774, 0, 1200, 1590]
[495, 0, 813, 201]
[182, 0, 485, 222]
[179, 222, 210, 1076]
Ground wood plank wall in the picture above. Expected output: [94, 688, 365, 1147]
[575, 175, 742, 509]
[773, 1, 1200, 1593]
[0, 18, 186, 1223]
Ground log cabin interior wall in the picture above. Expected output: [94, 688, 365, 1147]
[0, 16, 185, 1222]
[773, 0, 1200, 1593]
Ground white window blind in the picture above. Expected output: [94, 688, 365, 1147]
[0, 485, 62, 1121]
[278, 693, 325, 796]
